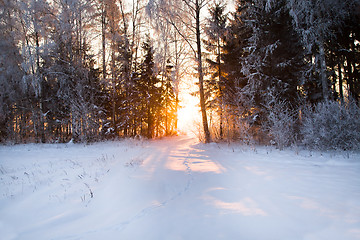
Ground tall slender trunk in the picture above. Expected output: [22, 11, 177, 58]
[319, 41, 328, 100]
[346, 54, 354, 99]
[217, 36, 223, 139]
[102, 0, 106, 80]
[174, 31, 179, 131]
[338, 62, 343, 102]
[196, 0, 210, 143]
[350, 36, 358, 103]
[119, 0, 129, 136]
[147, 105, 152, 138]
[111, 50, 117, 135]
[162, 39, 169, 135]
[35, 31, 45, 143]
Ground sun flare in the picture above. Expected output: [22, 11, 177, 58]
[177, 81, 201, 135]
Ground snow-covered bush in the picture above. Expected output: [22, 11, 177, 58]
[265, 99, 298, 150]
[236, 118, 255, 145]
[262, 88, 299, 149]
[301, 100, 360, 151]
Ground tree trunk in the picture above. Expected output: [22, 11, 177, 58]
[174, 31, 179, 131]
[35, 31, 45, 143]
[338, 62, 343, 102]
[102, 0, 106, 80]
[119, 0, 130, 136]
[196, 0, 211, 143]
[319, 41, 328, 100]
[217, 37, 223, 139]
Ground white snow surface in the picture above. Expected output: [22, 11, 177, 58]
[1, 136, 360, 240]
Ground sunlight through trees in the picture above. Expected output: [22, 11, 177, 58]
[0, 0, 360, 150]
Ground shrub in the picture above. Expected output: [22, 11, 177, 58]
[265, 99, 298, 149]
[301, 99, 360, 151]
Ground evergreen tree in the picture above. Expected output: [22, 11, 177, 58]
[240, 0, 304, 125]
[204, 1, 227, 139]
[221, 0, 251, 112]
[329, 4, 360, 103]
[161, 61, 177, 136]
[136, 37, 162, 138]
[287, 0, 359, 102]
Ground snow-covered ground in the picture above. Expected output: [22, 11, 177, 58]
[1, 136, 360, 240]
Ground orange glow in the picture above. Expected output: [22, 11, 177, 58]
[177, 79, 201, 135]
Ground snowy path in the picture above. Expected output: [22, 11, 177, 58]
[1, 136, 360, 240]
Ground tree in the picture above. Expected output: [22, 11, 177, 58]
[217, 0, 305, 144]
[287, 0, 359, 101]
[0, 0, 24, 142]
[327, 2, 360, 103]
[18, 0, 55, 143]
[42, 0, 104, 142]
[147, 0, 192, 134]
[105, 0, 124, 136]
[217, 0, 252, 141]
[135, 37, 166, 138]
[153, 0, 211, 142]
[162, 62, 177, 135]
[0, 0, 195, 142]
[204, 1, 227, 139]
[240, 0, 303, 118]
[103, 0, 148, 138]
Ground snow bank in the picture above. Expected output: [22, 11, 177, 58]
[1, 136, 359, 240]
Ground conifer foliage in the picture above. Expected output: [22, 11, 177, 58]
[0, 0, 359, 150]
[204, 1, 227, 139]
[0, 0, 178, 143]
[206, 0, 360, 149]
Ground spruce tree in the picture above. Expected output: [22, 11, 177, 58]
[137, 37, 161, 138]
[204, 1, 227, 139]
[240, 0, 304, 123]
[222, 0, 251, 111]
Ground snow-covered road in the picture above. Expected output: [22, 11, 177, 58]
[1, 136, 360, 240]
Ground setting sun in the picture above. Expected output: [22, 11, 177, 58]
[177, 80, 202, 135]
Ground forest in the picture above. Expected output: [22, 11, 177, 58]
[0, 0, 360, 150]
